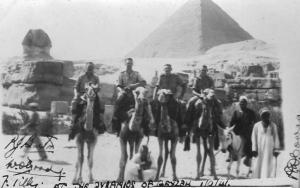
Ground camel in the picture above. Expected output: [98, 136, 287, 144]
[152, 89, 183, 180]
[188, 89, 222, 180]
[117, 87, 154, 182]
[72, 83, 105, 183]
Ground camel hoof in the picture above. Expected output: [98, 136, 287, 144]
[154, 177, 159, 181]
[213, 176, 218, 180]
[72, 179, 77, 184]
[116, 177, 124, 183]
[173, 176, 178, 181]
[72, 177, 83, 184]
[160, 173, 165, 178]
[195, 176, 200, 180]
[89, 176, 94, 183]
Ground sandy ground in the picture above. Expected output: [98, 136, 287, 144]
[0, 134, 297, 188]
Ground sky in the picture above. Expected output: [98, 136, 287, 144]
[0, 0, 299, 60]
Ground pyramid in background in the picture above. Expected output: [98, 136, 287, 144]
[127, 0, 253, 58]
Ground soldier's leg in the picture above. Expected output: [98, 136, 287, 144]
[213, 125, 220, 150]
[112, 92, 126, 134]
[95, 95, 106, 133]
[69, 97, 80, 140]
[175, 98, 186, 137]
[71, 96, 80, 124]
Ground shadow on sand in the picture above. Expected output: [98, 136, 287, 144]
[216, 173, 248, 180]
[34, 159, 72, 165]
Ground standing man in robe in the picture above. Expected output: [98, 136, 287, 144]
[20, 103, 48, 160]
[252, 108, 280, 178]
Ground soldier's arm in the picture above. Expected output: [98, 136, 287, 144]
[95, 76, 100, 85]
[192, 90, 202, 98]
[74, 76, 82, 98]
[210, 77, 215, 89]
[116, 73, 125, 92]
[153, 75, 161, 100]
[177, 75, 186, 99]
[192, 78, 202, 98]
[128, 72, 146, 89]
[153, 86, 159, 101]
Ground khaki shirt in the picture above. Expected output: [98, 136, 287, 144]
[156, 73, 184, 94]
[75, 74, 100, 94]
[192, 75, 214, 93]
[117, 71, 145, 88]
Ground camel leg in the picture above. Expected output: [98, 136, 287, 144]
[129, 139, 134, 160]
[160, 139, 169, 177]
[236, 154, 242, 178]
[73, 135, 84, 184]
[227, 152, 233, 179]
[155, 138, 163, 181]
[117, 138, 128, 182]
[134, 137, 142, 154]
[170, 138, 178, 181]
[195, 137, 201, 180]
[87, 135, 97, 183]
[200, 137, 208, 177]
[208, 135, 217, 180]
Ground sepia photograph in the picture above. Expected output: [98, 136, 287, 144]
[0, 0, 299, 187]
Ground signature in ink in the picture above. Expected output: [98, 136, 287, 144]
[284, 122, 300, 180]
[5, 157, 66, 181]
[284, 149, 300, 180]
[4, 134, 57, 158]
[1, 175, 40, 188]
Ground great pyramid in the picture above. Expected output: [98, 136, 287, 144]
[127, 0, 253, 58]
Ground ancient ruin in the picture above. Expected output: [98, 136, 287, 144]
[1, 29, 75, 111]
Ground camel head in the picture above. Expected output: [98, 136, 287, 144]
[203, 88, 215, 101]
[83, 82, 100, 102]
[133, 87, 148, 101]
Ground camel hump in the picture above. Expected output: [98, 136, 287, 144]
[22, 29, 52, 48]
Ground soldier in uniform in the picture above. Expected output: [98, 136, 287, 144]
[185, 65, 214, 126]
[69, 62, 104, 140]
[153, 64, 186, 100]
[152, 64, 186, 135]
[185, 65, 225, 149]
[112, 58, 146, 134]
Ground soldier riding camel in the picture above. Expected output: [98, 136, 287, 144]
[112, 58, 146, 135]
[69, 62, 105, 140]
[184, 65, 224, 149]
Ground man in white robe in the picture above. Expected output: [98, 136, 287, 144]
[251, 108, 280, 178]
[125, 145, 157, 181]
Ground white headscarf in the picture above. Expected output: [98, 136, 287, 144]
[239, 96, 248, 103]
